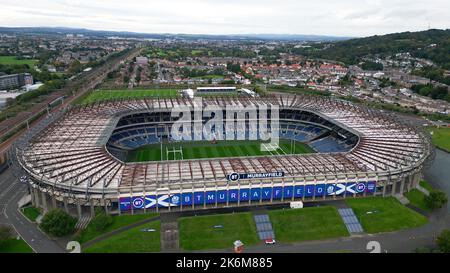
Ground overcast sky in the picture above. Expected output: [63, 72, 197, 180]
[1, 0, 449, 37]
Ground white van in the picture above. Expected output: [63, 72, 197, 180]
[290, 201, 304, 209]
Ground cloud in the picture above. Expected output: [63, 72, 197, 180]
[0, 0, 449, 36]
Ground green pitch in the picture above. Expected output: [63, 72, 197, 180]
[346, 197, 428, 234]
[127, 139, 315, 162]
[427, 126, 450, 152]
[0, 56, 38, 67]
[269, 206, 349, 243]
[178, 212, 259, 251]
[81, 89, 179, 104]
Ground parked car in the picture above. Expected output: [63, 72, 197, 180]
[265, 238, 276, 245]
[140, 228, 156, 232]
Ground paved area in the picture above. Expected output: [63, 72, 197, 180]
[0, 168, 65, 253]
[160, 213, 180, 252]
[338, 208, 364, 234]
[253, 213, 275, 240]
[425, 149, 450, 210]
[75, 216, 92, 230]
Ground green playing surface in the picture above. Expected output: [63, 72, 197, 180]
[126, 139, 315, 162]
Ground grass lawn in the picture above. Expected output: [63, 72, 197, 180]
[21, 206, 41, 222]
[427, 126, 450, 152]
[0, 239, 34, 253]
[81, 89, 179, 104]
[83, 221, 160, 253]
[346, 197, 428, 234]
[419, 180, 433, 192]
[405, 189, 430, 211]
[178, 212, 259, 251]
[75, 213, 159, 244]
[127, 139, 315, 162]
[0, 56, 38, 67]
[269, 206, 349, 243]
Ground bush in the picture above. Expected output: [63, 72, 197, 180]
[424, 190, 448, 210]
[437, 229, 450, 253]
[90, 211, 113, 232]
[39, 209, 77, 237]
[414, 247, 432, 253]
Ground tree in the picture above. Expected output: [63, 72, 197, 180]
[68, 60, 83, 74]
[0, 225, 13, 246]
[90, 210, 113, 232]
[361, 61, 383, 71]
[424, 190, 448, 210]
[437, 229, 450, 253]
[39, 209, 77, 237]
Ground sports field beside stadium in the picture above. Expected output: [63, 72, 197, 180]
[75, 213, 159, 244]
[0, 239, 33, 253]
[0, 56, 38, 67]
[269, 206, 349, 243]
[346, 197, 428, 234]
[178, 212, 259, 251]
[83, 220, 161, 253]
[427, 126, 450, 152]
[127, 139, 315, 162]
[81, 89, 179, 104]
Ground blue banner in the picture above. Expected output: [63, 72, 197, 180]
[228, 189, 239, 203]
[119, 181, 377, 211]
[227, 171, 285, 181]
[217, 190, 227, 203]
[205, 191, 216, 204]
[272, 187, 283, 199]
[182, 193, 193, 206]
[284, 186, 294, 199]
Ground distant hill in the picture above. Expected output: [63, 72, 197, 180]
[294, 29, 450, 69]
[0, 27, 350, 42]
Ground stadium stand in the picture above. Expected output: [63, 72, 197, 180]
[13, 94, 431, 215]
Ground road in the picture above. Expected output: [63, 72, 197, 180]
[0, 168, 65, 253]
[425, 149, 450, 210]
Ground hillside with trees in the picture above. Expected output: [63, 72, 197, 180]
[293, 29, 450, 69]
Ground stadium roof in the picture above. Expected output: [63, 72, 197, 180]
[17, 94, 430, 194]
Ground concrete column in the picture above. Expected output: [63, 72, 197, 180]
[30, 188, 36, 207]
[41, 191, 48, 213]
[63, 197, 69, 214]
[34, 188, 40, 208]
[104, 200, 109, 214]
[406, 176, 412, 191]
[76, 201, 82, 219]
[399, 177, 406, 194]
[52, 195, 57, 209]
[413, 173, 421, 188]
[90, 200, 95, 218]
[382, 181, 387, 197]
[391, 179, 397, 196]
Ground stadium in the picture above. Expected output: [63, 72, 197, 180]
[11, 93, 432, 217]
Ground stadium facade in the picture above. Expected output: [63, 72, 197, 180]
[12, 94, 432, 218]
